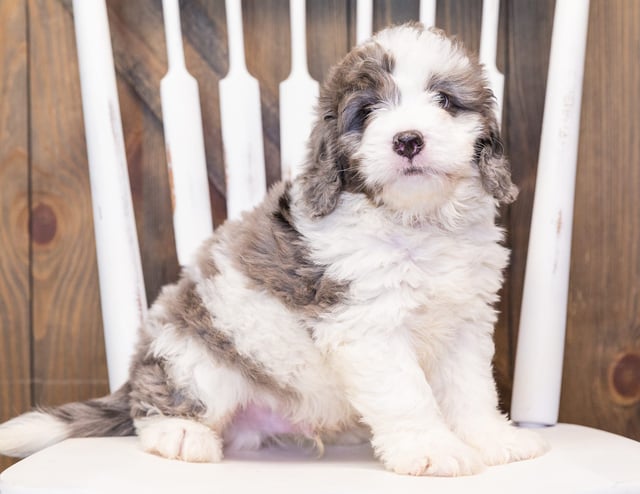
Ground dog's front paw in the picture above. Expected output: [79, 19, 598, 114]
[136, 416, 223, 463]
[374, 427, 486, 476]
[457, 421, 549, 466]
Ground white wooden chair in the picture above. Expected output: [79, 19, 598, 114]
[2, 0, 639, 492]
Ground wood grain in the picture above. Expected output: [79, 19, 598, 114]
[243, 0, 291, 185]
[119, 78, 181, 305]
[373, 0, 419, 32]
[28, 0, 108, 405]
[561, 0, 640, 439]
[437, 0, 483, 53]
[0, 0, 30, 473]
[307, 0, 352, 82]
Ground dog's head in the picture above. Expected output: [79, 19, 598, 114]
[299, 23, 517, 222]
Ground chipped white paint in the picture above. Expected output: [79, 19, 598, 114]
[219, 0, 266, 220]
[511, 0, 591, 427]
[161, 0, 213, 266]
[279, 0, 319, 182]
[356, 0, 373, 44]
[419, 0, 437, 28]
[72, 0, 147, 391]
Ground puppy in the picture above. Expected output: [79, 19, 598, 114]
[0, 23, 547, 476]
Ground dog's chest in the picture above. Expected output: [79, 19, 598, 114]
[353, 230, 498, 308]
[301, 202, 508, 344]
[317, 220, 503, 304]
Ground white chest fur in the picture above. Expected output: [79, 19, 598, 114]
[296, 193, 508, 361]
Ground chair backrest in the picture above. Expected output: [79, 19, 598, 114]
[71, 0, 589, 428]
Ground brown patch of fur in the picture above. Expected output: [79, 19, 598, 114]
[129, 334, 207, 420]
[194, 236, 220, 280]
[128, 223, 310, 422]
[475, 127, 519, 204]
[156, 276, 287, 391]
[227, 182, 349, 315]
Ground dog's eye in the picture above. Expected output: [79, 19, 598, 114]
[358, 105, 374, 120]
[343, 103, 375, 133]
[351, 105, 374, 131]
[435, 91, 451, 109]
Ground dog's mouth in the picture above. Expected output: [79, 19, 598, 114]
[403, 166, 426, 176]
[401, 165, 449, 178]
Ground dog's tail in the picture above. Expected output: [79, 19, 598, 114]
[0, 383, 134, 458]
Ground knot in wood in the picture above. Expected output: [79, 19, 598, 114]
[31, 203, 57, 245]
[609, 351, 640, 406]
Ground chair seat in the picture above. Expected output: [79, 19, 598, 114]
[1, 423, 639, 493]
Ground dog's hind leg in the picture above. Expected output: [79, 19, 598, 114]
[125, 273, 268, 462]
[129, 354, 252, 462]
[128, 329, 254, 463]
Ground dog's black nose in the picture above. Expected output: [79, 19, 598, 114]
[392, 131, 424, 159]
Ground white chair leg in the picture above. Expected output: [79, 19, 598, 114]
[512, 0, 591, 427]
[72, 0, 148, 392]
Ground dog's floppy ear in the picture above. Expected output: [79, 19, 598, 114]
[475, 113, 519, 204]
[298, 108, 344, 218]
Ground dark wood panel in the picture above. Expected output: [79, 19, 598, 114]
[244, 0, 291, 186]
[28, 0, 108, 405]
[306, 0, 352, 82]
[437, 0, 483, 53]
[119, 78, 181, 304]
[0, 0, 30, 473]
[373, 0, 419, 31]
[501, 0, 555, 411]
[562, 0, 640, 439]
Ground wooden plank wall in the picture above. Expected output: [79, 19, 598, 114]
[1, 0, 638, 471]
[0, 0, 31, 473]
